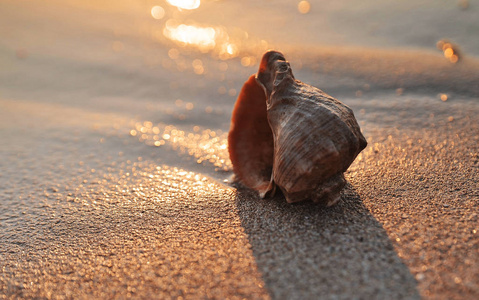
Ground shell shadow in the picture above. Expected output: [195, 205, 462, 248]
[235, 184, 420, 299]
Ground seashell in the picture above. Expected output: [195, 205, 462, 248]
[228, 50, 367, 206]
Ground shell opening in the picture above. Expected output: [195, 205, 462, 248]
[228, 75, 275, 197]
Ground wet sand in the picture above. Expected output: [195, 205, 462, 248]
[1, 88, 478, 299]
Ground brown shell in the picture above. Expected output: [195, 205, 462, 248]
[228, 50, 367, 206]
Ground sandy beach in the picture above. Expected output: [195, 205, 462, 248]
[1, 0, 478, 299]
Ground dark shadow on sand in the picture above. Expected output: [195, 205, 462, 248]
[235, 184, 420, 300]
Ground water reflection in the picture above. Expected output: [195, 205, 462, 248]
[162, 20, 241, 59]
[150, 6, 165, 20]
[131, 121, 231, 171]
[163, 22, 217, 53]
[148, 1, 267, 60]
[436, 39, 460, 63]
[298, 1, 311, 14]
[167, 0, 201, 10]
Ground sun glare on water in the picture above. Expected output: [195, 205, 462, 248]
[151, 6, 165, 20]
[298, 1, 311, 14]
[436, 39, 460, 63]
[163, 22, 217, 52]
[148, 0, 266, 60]
[162, 20, 240, 58]
[167, 0, 201, 10]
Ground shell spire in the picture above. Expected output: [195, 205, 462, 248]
[228, 50, 367, 206]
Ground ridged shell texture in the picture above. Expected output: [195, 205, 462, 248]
[228, 50, 367, 206]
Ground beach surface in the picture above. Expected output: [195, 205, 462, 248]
[1, 0, 478, 299]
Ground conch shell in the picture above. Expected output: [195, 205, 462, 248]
[228, 50, 367, 206]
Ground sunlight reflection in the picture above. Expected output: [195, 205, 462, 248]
[164, 22, 217, 52]
[222, 43, 238, 56]
[439, 93, 448, 102]
[167, 0, 201, 10]
[151, 6, 165, 20]
[298, 1, 311, 14]
[149, 2, 267, 61]
[131, 122, 231, 171]
[163, 20, 240, 59]
[436, 39, 460, 63]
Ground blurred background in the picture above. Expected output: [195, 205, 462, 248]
[1, 0, 478, 126]
[2, 0, 478, 171]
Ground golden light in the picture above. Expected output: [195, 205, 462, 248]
[444, 48, 454, 58]
[436, 39, 460, 63]
[163, 21, 240, 58]
[226, 44, 236, 55]
[167, 0, 201, 10]
[151, 6, 165, 20]
[132, 122, 231, 170]
[163, 23, 217, 52]
[443, 47, 459, 63]
[298, 1, 311, 14]
[240, 56, 256, 67]
[219, 42, 239, 59]
[442, 43, 453, 51]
